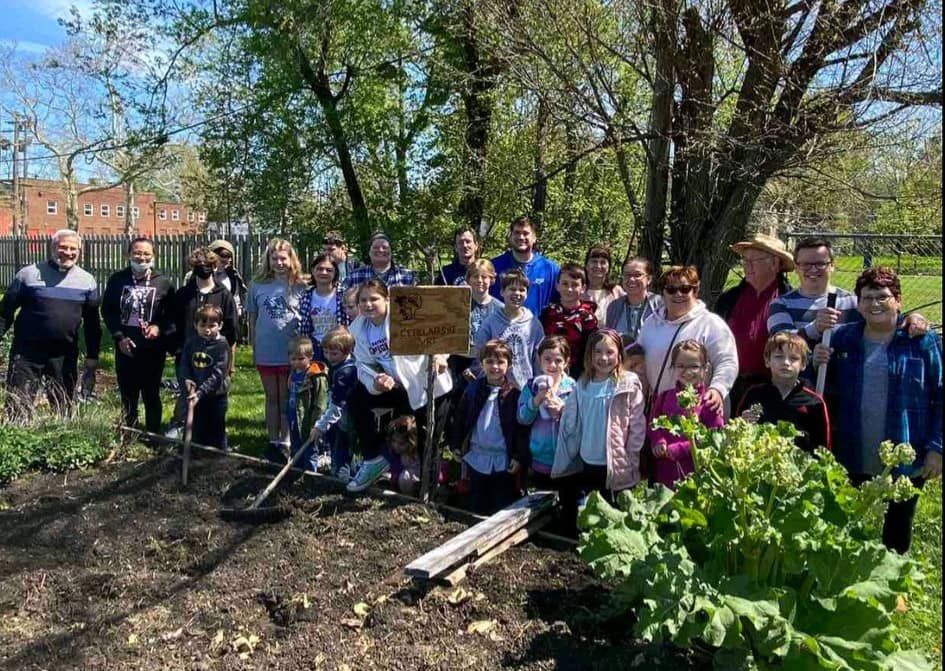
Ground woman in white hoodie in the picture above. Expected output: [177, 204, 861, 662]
[637, 266, 738, 415]
[346, 279, 452, 492]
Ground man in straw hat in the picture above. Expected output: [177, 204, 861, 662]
[714, 232, 795, 409]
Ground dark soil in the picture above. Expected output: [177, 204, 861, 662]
[0, 453, 694, 670]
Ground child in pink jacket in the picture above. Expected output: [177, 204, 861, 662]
[648, 339, 724, 489]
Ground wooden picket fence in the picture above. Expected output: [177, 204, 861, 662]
[0, 234, 324, 289]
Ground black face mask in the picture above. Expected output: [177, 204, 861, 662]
[193, 265, 214, 279]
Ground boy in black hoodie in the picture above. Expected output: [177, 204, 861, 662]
[179, 305, 230, 449]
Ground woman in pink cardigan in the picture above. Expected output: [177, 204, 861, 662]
[648, 340, 725, 489]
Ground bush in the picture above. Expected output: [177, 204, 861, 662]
[0, 400, 120, 484]
[578, 390, 931, 670]
[0, 426, 45, 484]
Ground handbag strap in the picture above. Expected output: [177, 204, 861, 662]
[648, 322, 686, 410]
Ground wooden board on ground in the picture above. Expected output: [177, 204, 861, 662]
[389, 285, 471, 356]
[405, 492, 556, 580]
[441, 517, 551, 586]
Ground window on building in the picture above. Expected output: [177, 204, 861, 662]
[116, 205, 125, 218]
[188, 211, 195, 222]
[83, 203, 93, 216]
[159, 208, 166, 221]
[101, 204, 110, 217]
[171, 209, 180, 221]
[47, 201, 58, 215]
[198, 212, 206, 222]
[132, 206, 140, 218]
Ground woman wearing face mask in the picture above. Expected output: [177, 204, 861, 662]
[101, 237, 177, 435]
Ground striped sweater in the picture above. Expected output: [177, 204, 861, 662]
[766, 287, 859, 344]
[0, 260, 101, 358]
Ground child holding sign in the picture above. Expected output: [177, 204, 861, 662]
[346, 280, 452, 493]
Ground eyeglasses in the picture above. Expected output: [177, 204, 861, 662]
[797, 261, 831, 271]
[664, 285, 697, 295]
[741, 255, 773, 267]
[860, 294, 895, 305]
[623, 272, 647, 280]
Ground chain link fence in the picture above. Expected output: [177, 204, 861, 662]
[780, 231, 943, 328]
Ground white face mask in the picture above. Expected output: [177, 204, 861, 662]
[130, 260, 153, 275]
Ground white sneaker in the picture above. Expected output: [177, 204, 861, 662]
[346, 456, 390, 493]
[164, 425, 182, 440]
[335, 465, 351, 483]
[316, 453, 332, 472]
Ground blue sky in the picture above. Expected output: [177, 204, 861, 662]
[0, 0, 92, 54]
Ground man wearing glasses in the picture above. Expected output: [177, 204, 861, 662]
[321, 231, 360, 286]
[714, 233, 794, 408]
[768, 237, 928, 344]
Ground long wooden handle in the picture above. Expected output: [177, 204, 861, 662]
[181, 400, 194, 486]
[815, 291, 838, 395]
[247, 436, 315, 510]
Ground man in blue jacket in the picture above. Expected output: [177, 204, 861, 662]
[490, 216, 559, 315]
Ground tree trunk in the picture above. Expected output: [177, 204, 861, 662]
[295, 40, 371, 248]
[124, 181, 136, 237]
[531, 96, 548, 218]
[456, 1, 499, 233]
[640, 0, 677, 274]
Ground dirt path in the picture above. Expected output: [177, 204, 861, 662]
[0, 454, 695, 670]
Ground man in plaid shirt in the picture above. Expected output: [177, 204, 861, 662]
[344, 232, 417, 290]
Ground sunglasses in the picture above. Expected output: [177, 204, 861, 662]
[216, 251, 232, 259]
[664, 285, 697, 295]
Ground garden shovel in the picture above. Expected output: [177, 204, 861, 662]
[219, 436, 316, 524]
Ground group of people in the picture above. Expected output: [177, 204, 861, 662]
[0, 220, 940, 553]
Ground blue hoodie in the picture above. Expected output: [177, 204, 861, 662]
[489, 250, 560, 315]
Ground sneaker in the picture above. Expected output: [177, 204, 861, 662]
[164, 424, 183, 440]
[317, 453, 332, 473]
[346, 456, 390, 493]
[335, 465, 351, 483]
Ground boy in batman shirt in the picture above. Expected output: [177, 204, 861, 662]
[179, 305, 230, 449]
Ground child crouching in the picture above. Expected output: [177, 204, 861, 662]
[451, 339, 530, 515]
[179, 305, 230, 450]
[387, 415, 421, 495]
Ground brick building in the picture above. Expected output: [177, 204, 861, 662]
[0, 179, 205, 236]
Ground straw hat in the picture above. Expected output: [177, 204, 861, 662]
[730, 233, 795, 272]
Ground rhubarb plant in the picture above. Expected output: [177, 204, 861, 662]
[578, 396, 929, 670]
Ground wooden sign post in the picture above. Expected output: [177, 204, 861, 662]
[389, 286, 471, 502]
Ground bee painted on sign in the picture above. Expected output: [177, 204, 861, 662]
[389, 286, 471, 356]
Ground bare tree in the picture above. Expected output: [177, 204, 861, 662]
[487, 0, 942, 297]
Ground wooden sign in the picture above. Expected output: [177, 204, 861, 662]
[389, 285, 471, 356]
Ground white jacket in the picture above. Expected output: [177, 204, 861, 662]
[350, 314, 453, 410]
[637, 300, 739, 399]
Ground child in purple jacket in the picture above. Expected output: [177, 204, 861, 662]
[648, 340, 724, 489]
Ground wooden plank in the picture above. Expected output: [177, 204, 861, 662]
[404, 492, 556, 580]
[440, 516, 551, 586]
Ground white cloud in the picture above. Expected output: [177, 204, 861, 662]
[0, 39, 52, 55]
[28, 0, 95, 21]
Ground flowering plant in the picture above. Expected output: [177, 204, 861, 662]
[580, 401, 928, 669]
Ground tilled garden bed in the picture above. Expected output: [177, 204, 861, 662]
[0, 453, 694, 670]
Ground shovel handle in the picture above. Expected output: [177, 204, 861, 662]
[181, 399, 195, 486]
[247, 436, 316, 510]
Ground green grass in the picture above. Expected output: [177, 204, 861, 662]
[898, 478, 944, 669]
